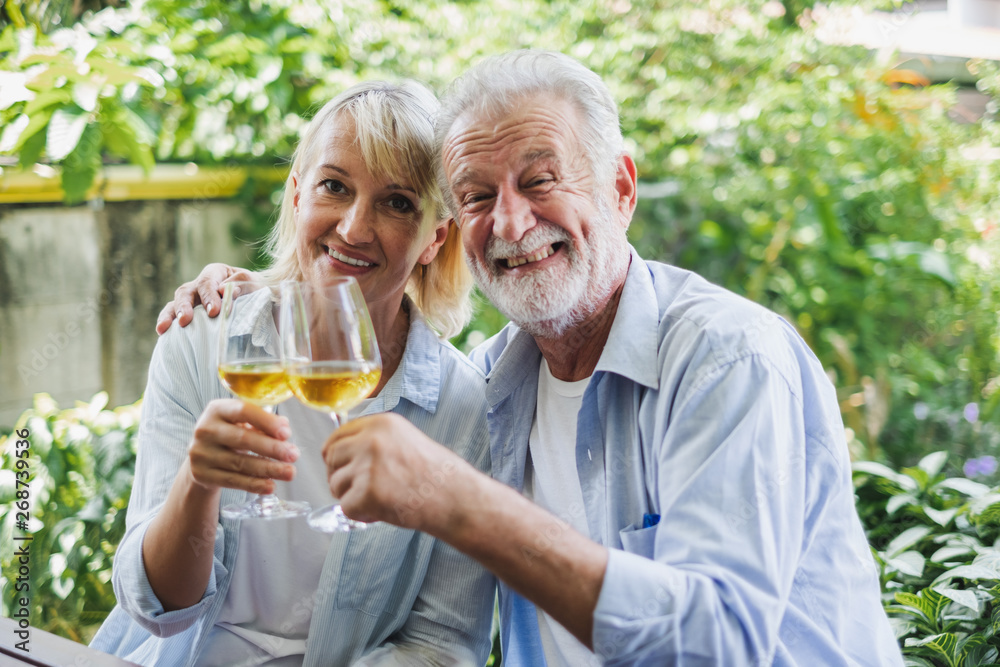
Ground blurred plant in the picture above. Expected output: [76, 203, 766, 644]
[0, 392, 138, 642]
[854, 451, 1000, 666]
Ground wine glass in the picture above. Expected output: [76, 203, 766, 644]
[216, 280, 311, 520]
[281, 278, 382, 533]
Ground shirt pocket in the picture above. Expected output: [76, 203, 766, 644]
[618, 523, 658, 560]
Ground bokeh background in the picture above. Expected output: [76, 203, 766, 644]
[1, 1, 999, 663]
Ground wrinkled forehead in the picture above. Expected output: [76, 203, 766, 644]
[442, 95, 584, 178]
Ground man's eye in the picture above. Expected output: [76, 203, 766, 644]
[321, 179, 347, 194]
[463, 193, 491, 207]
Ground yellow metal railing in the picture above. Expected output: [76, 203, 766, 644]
[0, 164, 288, 204]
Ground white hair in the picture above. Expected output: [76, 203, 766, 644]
[434, 49, 624, 216]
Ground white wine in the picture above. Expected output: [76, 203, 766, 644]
[218, 362, 292, 405]
[286, 361, 381, 414]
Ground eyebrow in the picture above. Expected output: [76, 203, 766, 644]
[449, 149, 561, 194]
[317, 164, 417, 194]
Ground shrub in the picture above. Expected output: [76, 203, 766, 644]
[855, 451, 1000, 666]
[0, 392, 138, 642]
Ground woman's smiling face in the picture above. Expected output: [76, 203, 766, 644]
[293, 112, 447, 325]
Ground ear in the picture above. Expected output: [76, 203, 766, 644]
[291, 171, 301, 214]
[418, 217, 451, 266]
[613, 154, 638, 228]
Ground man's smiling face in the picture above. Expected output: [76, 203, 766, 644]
[442, 94, 630, 337]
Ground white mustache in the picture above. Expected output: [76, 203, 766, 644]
[484, 224, 572, 263]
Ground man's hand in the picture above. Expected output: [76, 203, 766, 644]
[188, 399, 300, 495]
[323, 413, 474, 531]
[155, 263, 252, 335]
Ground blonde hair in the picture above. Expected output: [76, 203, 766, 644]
[260, 80, 473, 338]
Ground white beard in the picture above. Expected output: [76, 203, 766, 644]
[467, 198, 629, 338]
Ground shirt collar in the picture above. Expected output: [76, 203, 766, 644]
[484, 245, 661, 402]
[593, 247, 661, 390]
[376, 298, 441, 414]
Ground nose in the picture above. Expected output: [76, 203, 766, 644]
[491, 183, 534, 243]
[337, 201, 375, 245]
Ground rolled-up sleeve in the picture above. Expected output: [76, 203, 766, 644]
[111, 311, 228, 637]
[593, 353, 811, 665]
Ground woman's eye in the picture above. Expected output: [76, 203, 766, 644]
[321, 179, 347, 194]
[386, 195, 415, 213]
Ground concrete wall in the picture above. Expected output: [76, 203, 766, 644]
[0, 200, 252, 428]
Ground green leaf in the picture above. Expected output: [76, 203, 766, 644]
[0, 114, 30, 153]
[918, 452, 949, 478]
[903, 657, 937, 667]
[853, 460, 919, 491]
[887, 526, 933, 558]
[905, 632, 959, 665]
[972, 552, 1000, 573]
[937, 479, 991, 499]
[17, 129, 46, 168]
[22, 88, 73, 117]
[46, 108, 88, 162]
[963, 644, 998, 667]
[100, 105, 155, 172]
[8, 106, 53, 153]
[933, 587, 979, 613]
[969, 496, 1000, 526]
[918, 251, 955, 286]
[930, 545, 974, 563]
[60, 123, 101, 204]
[932, 565, 1000, 586]
[889, 551, 926, 577]
[925, 507, 959, 527]
[888, 493, 918, 515]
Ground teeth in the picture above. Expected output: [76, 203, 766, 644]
[505, 245, 555, 268]
[328, 248, 373, 267]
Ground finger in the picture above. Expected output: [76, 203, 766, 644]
[322, 429, 364, 471]
[327, 461, 358, 501]
[214, 446, 296, 482]
[200, 280, 223, 317]
[175, 300, 195, 328]
[200, 401, 298, 461]
[331, 467, 378, 524]
[226, 268, 255, 283]
[156, 301, 177, 335]
[192, 465, 279, 496]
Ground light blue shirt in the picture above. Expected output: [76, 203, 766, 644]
[470, 250, 903, 666]
[91, 302, 495, 666]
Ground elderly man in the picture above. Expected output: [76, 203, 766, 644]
[164, 51, 902, 665]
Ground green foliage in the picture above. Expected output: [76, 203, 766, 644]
[0, 392, 139, 642]
[855, 452, 1000, 666]
[1, 0, 998, 650]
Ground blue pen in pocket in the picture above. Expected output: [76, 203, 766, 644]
[642, 513, 660, 529]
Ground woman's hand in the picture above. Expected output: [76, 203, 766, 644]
[156, 263, 253, 335]
[187, 399, 300, 495]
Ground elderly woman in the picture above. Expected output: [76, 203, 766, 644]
[91, 81, 494, 666]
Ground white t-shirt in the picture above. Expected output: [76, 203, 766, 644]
[198, 399, 373, 667]
[522, 360, 601, 667]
